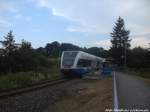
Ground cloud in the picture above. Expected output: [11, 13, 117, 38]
[32, 0, 150, 48]
[94, 39, 111, 49]
[14, 14, 22, 19]
[0, 1, 16, 32]
[25, 17, 32, 21]
[66, 24, 109, 34]
[30, 28, 43, 32]
[0, 17, 12, 28]
[94, 35, 150, 49]
[0, 17, 13, 33]
[33, 0, 150, 34]
[14, 14, 32, 22]
[66, 26, 93, 33]
[131, 37, 150, 48]
[0, 1, 17, 13]
[36, 0, 50, 8]
[0, 0, 144, 49]
[129, 25, 150, 48]
[0, 18, 11, 27]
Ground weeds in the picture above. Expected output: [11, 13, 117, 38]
[0, 64, 61, 91]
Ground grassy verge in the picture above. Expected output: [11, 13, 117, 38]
[136, 68, 150, 78]
[0, 59, 61, 91]
[125, 68, 150, 79]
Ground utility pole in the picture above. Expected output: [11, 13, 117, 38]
[124, 40, 127, 69]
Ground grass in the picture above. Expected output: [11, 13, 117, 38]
[125, 68, 150, 79]
[0, 62, 61, 91]
[0, 72, 33, 90]
[136, 68, 150, 78]
[0, 71, 61, 91]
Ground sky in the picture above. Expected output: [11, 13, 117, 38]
[0, 0, 150, 49]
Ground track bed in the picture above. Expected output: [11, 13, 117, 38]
[0, 77, 112, 112]
[45, 77, 112, 112]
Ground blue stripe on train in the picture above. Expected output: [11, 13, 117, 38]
[61, 68, 91, 77]
[101, 67, 112, 75]
[72, 69, 90, 75]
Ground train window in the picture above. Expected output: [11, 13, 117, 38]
[62, 52, 78, 67]
[77, 59, 92, 67]
[63, 59, 74, 67]
[63, 52, 78, 58]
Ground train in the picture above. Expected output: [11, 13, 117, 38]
[60, 51, 105, 77]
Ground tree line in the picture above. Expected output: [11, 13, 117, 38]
[0, 31, 109, 73]
[37, 42, 109, 58]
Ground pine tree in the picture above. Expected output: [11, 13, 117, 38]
[110, 17, 131, 66]
[0, 30, 17, 56]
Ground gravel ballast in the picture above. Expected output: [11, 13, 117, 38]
[0, 78, 112, 112]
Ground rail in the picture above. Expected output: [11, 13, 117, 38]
[0, 78, 70, 98]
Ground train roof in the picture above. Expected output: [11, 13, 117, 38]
[63, 50, 105, 61]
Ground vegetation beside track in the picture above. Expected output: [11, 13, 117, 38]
[134, 68, 150, 79]
[124, 68, 150, 79]
[0, 59, 61, 91]
[0, 31, 63, 91]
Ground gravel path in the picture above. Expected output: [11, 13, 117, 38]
[116, 72, 150, 110]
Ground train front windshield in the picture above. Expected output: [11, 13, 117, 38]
[62, 52, 78, 67]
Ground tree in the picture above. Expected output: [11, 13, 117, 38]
[110, 17, 131, 66]
[45, 42, 82, 57]
[60, 43, 81, 51]
[128, 47, 150, 68]
[17, 40, 39, 71]
[0, 31, 18, 72]
[87, 47, 109, 58]
[0, 30, 17, 56]
[45, 41, 60, 57]
[36, 47, 47, 56]
[21, 39, 32, 49]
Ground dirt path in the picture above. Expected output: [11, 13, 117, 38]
[45, 77, 112, 112]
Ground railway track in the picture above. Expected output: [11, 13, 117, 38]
[0, 78, 70, 98]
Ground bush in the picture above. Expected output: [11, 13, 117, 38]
[137, 68, 150, 78]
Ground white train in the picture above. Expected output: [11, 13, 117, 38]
[60, 51, 105, 77]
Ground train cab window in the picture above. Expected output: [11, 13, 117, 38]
[62, 52, 78, 67]
[63, 59, 74, 66]
[77, 59, 92, 67]
[63, 52, 78, 58]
